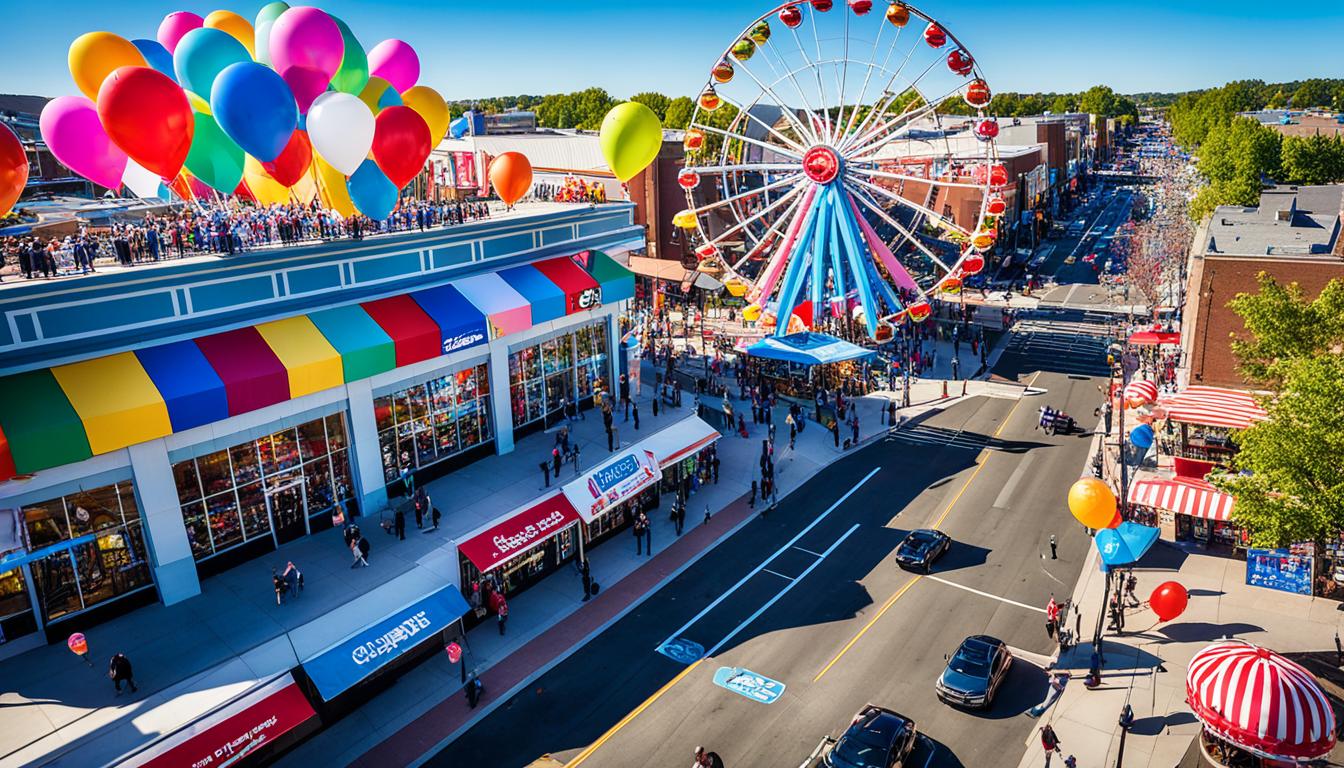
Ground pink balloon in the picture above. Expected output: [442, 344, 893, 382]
[157, 11, 204, 54]
[39, 95, 128, 190]
[269, 7, 344, 114]
[367, 39, 419, 93]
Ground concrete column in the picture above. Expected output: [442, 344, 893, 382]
[606, 307, 621, 397]
[488, 339, 515, 455]
[345, 379, 389, 516]
[128, 440, 199, 605]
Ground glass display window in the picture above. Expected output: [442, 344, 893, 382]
[508, 322, 608, 429]
[373, 363, 493, 485]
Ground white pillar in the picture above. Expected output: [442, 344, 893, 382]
[606, 307, 621, 397]
[488, 339, 515, 455]
[128, 440, 199, 605]
[345, 379, 389, 516]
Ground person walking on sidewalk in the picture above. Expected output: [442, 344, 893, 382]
[109, 652, 138, 695]
[394, 505, 406, 541]
[634, 513, 647, 555]
[674, 502, 685, 535]
[620, 374, 631, 420]
[273, 569, 286, 605]
[711, 454, 720, 484]
[540, 460, 551, 488]
[1049, 534, 1058, 560]
[552, 447, 563, 478]
[352, 534, 370, 567]
[496, 595, 509, 635]
[638, 511, 652, 555]
[1039, 724, 1062, 766]
[749, 479, 757, 508]
[413, 487, 426, 529]
[633, 401, 640, 431]
[580, 558, 593, 601]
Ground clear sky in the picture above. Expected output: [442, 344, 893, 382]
[3, 0, 1340, 101]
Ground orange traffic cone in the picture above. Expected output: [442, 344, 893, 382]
[941, 380, 949, 398]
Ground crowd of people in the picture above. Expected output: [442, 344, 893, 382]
[0, 198, 494, 280]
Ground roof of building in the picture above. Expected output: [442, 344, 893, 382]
[0, 94, 50, 118]
[1204, 184, 1343, 258]
[434, 130, 610, 174]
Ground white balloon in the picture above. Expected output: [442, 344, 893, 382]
[308, 91, 375, 176]
[254, 19, 276, 66]
[122, 159, 165, 199]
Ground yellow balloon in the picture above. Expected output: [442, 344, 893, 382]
[312, 155, 355, 217]
[204, 10, 256, 58]
[1067, 478, 1117, 529]
[291, 166, 317, 205]
[69, 31, 147, 100]
[185, 91, 212, 116]
[400, 85, 450, 146]
[599, 101, 663, 182]
[243, 155, 289, 205]
[358, 77, 401, 115]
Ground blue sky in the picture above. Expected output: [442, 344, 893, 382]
[3, 0, 1340, 101]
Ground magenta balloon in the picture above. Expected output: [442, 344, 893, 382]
[157, 11, 205, 54]
[39, 95, 128, 190]
[367, 39, 419, 93]
[268, 7, 344, 113]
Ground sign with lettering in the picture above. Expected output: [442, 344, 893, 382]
[302, 586, 471, 701]
[713, 667, 786, 704]
[457, 492, 582, 573]
[1246, 548, 1313, 596]
[565, 449, 660, 521]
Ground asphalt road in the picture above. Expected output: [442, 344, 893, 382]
[429, 338, 1106, 768]
[1042, 186, 1136, 289]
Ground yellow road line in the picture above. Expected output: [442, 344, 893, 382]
[566, 659, 704, 767]
[815, 372, 1043, 681]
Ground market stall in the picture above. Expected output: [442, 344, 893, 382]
[741, 332, 877, 403]
[1127, 475, 1242, 550]
[1155, 386, 1268, 462]
[455, 490, 583, 612]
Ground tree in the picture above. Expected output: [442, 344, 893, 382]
[663, 97, 695, 130]
[1279, 134, 1344, 186]
[1225, 273, 1344, 387]
[629, 92, 672, 121]
[1291, 79, 1334, 108]
[1188, 117, 1281, 220]
[1048, 94, 1076, 113]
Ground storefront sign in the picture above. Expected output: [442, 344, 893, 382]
[120, 675, 316, 768]
[457, 492, 583, 573]
[302, 586, 471, 701]
[442, 329, 486, 354]
[1246, 548, 1313, 596]
[567, 449, 660, 520]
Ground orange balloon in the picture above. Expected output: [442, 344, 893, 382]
[0, 123, 27, 218]
[203, 10, 256, 58]
[1067, 477, 1116, 529]
[489, 151, 532, 206]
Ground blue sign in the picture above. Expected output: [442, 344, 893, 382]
[591, 454, 641, 493]
[302, 585, 471, 701]
[713, 667, 786, 704]
[1246, 548, 1313, 596]
[657, 637, 704, 665]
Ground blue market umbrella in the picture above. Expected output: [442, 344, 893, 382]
[1095, 522, 1160, 571]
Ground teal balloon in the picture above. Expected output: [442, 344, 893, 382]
[347, 159, 398, 220]
[173, 28, 249, 99]
[378, 86, 402, 111]
[210, 61, 298, 162]
[184, 111, 244, 193]
[330, 17, 369, 95]
[256, 1, 288, 25]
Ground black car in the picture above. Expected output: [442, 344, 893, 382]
[936, 635, 1012, 709]
[823, 705, 917, 768]
[893, 529, 951, 572]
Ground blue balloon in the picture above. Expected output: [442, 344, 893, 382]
[210, 62, 298, 163]
[1129, 423, 1155, 450]
[174, 28, 250, 99]
[132, 39, 176, 82]
[347, 160, 398, 220]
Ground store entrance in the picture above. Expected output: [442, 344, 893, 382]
[265, 474, 309, 546]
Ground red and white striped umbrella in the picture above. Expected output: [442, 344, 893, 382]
[1186, 640, 1337, 760]
[1122, 379, 1158, 407]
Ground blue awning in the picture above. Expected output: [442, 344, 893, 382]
[1096, 522, 1160, 571]
[410, 284, 489, 356]
[745, 332, 876, 365]
[134, 340, 229, 432]
[498, 265, 566, 323]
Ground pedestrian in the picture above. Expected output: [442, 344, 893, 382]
[109, 652, 138, 695]
[553, 447, 562, 478]
[273, 569, 286, 605]
[581, 559, 593, 601]
[283, 560, 302, 597]
[711, 454, 720, 484]
[831, 420, 840, 448]
[572, 444, 581, 475]
[430, 503, 441, 530]
[356, 534, 370, 567]
[620, 374, 631, 419]
[638, 511, 652, 555]
[1125, 571, 1139, 606]
[674, 502, 685, 535]
[652, 396, 659, 417]
[465, 674, 484, 708]
[541, 460, 551, 488]
[606, 426, 614, 452]
[1049, 534, 1058, 560]
[634, 513, 646, 555]
[1046, 595, 1060, 638]
[394, 504, 406, 540]
[704, 504, 712, 525]
[851, 416, 859, 446]
[633, 401, 640, 430]
[497, 596, 509, 635]
[749, 479, 757, 508]
[1040, 724, 1062, 766]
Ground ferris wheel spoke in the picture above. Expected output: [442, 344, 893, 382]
[725, 55, 822, 149]
[844, 181, 954, 278]
[840, 61, 945, 156]
[795, 20, 834, 143]
[690, 172, 804, 217]
[705, 182, 805, 245]
[848, 166, 987, 190]
[760, 40, 826, 146]
[837, 18, 899, 147]
[690, 121, 806, 161]
[716, 91, 812, 155]
[730, 191, 807, 271]
[834, 4, 851, 145]
[841, 87, 939, 158]
[847, 175, 970, 238]
[843, 85, 962, 160]
[685, 162, 805, 175]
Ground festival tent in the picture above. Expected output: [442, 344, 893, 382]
[745, 332, 877, 365]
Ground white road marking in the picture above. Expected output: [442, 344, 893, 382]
[762, 569, 794, 582]
[923, 575, 1047, 614]
[793, 546, 824, 558]
[657, 467, 882, 650]
[992, 454, 1035, 509]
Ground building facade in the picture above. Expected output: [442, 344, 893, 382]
[0, 203, 642, 654]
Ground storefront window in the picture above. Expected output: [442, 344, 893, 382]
[374, 363, 493, 484]
[19, 481, 153, 625]
[173, 414, 356, 561]
[0, 568, 29, 619]
[509, 322, 608, 429]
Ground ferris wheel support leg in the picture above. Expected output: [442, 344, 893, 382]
[830, 184, 880, 335]
[755, 186, 820, 303]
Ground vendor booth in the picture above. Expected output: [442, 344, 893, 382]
[455, 491, 583, 615]
[1128, 475, 1242, 550]
[1156, 386, 1268, 462]
[741, 332, 877, 402]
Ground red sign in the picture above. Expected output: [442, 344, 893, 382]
[452, 151, 477, 189]
[445, 642, 462, 664]
[123, 676, 316, 768]
[457, 491, 581, 573]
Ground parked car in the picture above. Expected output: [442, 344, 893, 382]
[894, 529, 951, 572]
[821, 705, 918, 768]
[935, 635, 1012, 709]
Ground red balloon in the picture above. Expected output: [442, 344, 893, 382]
[263, 130, 314, 188]
[232, 179, 256, 202]
[371, 106, 431, 189]
[1106, 510, 1122, 529]
[97, 66, 193, 180]
[0, 123, 27, 218]
[1150, 581, 1188, 622]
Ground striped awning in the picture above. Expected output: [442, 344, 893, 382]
[0, 251, 633, 482]
[1122, 379, 1158, 407]
[1159, 386, 1268, 430]
[1128, 476, 1234, 521]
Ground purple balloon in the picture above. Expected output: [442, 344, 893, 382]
[157, 11, 204, 54]
[367, 39, 419, 93]
[40, 96, 129, 190]
[268, 7, 343, 114]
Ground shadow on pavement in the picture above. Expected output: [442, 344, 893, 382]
[908, 733, 968, 768]
[1157, 622, 1265, 643]
[1129, 711, 1199, 736]
[963, 661, 1048, 722]
[930, 541, 993, 575]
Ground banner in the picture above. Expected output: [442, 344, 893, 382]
[452, 151, 477, 189]
[1246, 548, 1313, 596]
[564, 448, 660, 521]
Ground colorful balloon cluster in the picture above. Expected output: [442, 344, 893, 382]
[43, 3, 448, 220]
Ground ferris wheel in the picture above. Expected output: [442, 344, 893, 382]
[676, 0, 1007, 339]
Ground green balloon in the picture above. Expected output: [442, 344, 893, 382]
[184, 111, 245, 194]
[600, 102, 663, 182]
[330, 17, 369, 96]
[255, 1, 289, 26]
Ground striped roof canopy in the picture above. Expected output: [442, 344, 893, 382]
[1159, 386, 1268, 430]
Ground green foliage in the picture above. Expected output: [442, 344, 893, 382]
[1280, 134, 1344, 186]
[663, 97, 695, 130]
[1227, 274, 1344, 387]
[1187, 117, 1282, 220]
[629, 92, 672, 122]
[535, 87, 618, 130]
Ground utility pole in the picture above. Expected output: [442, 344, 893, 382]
[1115, 703, 1134, 767]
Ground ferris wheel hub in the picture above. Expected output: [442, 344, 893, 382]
[802, 145, 842, 184]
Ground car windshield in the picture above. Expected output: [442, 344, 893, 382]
[833, 733, 888, 768]
[949, 652, 989, 677]
[904, 533, 935, 551]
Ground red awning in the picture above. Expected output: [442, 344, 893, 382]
[532, 256, 601, 315]
[360, 295, 443, 367]
[458, 491, 582, 574]
[1159, 386, 1268, 430]
[1127, 331, 1180, 346]
[194, 328, 290, 416]
[1128, 476, 1234, 521]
